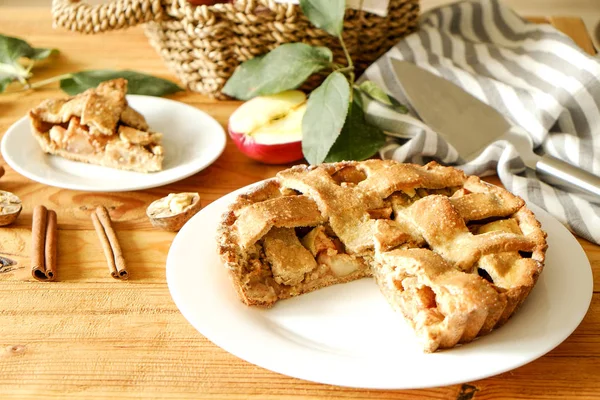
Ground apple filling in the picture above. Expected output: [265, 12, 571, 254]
[246, 224, 370, 302]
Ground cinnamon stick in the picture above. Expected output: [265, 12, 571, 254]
[44, 210, 58, 280]
[91, 211, 117, 278]
[92, 206, 128, 280]
[31, 205, 57, 281]
[0, 165, 4, 180]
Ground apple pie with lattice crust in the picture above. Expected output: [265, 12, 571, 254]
[218, 160, 547, 352]
[29, 78, 163, 173]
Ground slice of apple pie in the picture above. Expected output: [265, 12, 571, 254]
[218, 160, 547, 352]
[29, 78, 164, 173]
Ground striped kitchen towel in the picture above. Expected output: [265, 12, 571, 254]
[359, 0, 600, 244]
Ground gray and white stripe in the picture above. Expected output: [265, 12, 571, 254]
[359, 0, 600, 244]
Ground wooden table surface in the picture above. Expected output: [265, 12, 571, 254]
[1, 8, 599, 399]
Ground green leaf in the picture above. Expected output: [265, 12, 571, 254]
[60, 70, 183, 97]
[358, 80, 408, 114]
[299, 0, 346, 37]
[324, 97, 387, 162]
[222, 43, 332, 100]
[0, 34, 57, 64]
[358, 81, 392, 105]
[302, 71, 350, 165]
[0, 33, 57, 93]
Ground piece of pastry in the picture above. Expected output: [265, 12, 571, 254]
[29, 79, 164, 173]
[217, 160, 547, 352]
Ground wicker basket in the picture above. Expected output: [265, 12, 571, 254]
[52, 0, 420, 99]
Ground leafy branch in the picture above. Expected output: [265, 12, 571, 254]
[0, 33, 182, 97]
[222, 0, 407, 164]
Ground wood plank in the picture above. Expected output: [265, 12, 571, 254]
[2, 290, 600, 399]
[548, 17, 597, 54]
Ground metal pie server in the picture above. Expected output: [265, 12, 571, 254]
[391, 59, 600, 203]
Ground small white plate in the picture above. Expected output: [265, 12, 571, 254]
[1, 95, 226, 192]
[166, 183, 593, 389]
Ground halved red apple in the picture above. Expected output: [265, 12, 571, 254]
[228, 90, 306, 164]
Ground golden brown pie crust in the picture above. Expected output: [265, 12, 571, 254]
[217, 160, 547, 352]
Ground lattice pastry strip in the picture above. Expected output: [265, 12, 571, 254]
[356, 160, 467, 199]
[263, 227, 318, 286]
[474, 212, 544, 324]
[398, 194, 537, 271]
[234, 195, 325, 248]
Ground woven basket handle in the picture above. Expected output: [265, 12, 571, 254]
[52, 0, 164, 34]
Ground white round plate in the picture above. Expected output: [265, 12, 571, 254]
[1, 95, 226, 192]
[166, 183, 593, 389]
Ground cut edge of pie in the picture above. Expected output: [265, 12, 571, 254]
[28, 79, 164, 173]
[217, 160, 547, 352]
[218, 178, 373, 307]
